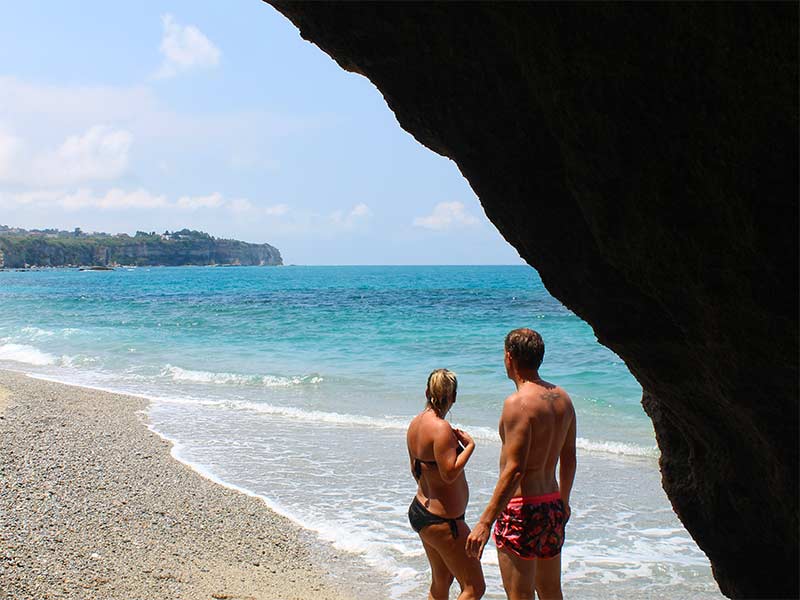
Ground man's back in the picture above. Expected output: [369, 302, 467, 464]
[499, 380, 575, 498]
[466, 327, 577, 600]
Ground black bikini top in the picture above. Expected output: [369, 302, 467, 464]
[413, 443, 465, 480]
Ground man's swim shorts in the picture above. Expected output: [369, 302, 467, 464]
[493, 492, 566, 559]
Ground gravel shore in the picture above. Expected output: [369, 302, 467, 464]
[0, 370, 364, 600]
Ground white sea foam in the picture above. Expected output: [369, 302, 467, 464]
[153, 394, 658, 458]
[576, 437, 658, 458]
[0, 343, 58, 366]
[162, 364, 323, 387]
[1, 357, 659, 460]
[19, 326, 55, 339]
[148, 427, 410, 598]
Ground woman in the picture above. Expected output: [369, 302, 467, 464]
[407, 369, 485, 600]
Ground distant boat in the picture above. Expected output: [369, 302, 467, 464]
[79, 266, 115, 271]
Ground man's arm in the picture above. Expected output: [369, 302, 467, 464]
[559, 404, 577, 518]
[465, 396, 530, 559]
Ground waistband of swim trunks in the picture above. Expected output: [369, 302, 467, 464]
[506, 492, 562, 507]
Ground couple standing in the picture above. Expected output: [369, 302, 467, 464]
[406, 328, 577, 600]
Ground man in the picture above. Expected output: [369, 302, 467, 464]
[466, 328, 576, 600]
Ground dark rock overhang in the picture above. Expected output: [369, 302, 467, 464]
[264, 3, 799, 598]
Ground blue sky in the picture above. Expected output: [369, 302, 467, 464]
[0, 1, 523, 265]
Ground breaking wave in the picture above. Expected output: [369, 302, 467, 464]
[0, 343, 58, 366]
[161, 364, 323, 387]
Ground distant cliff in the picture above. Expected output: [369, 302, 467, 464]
[0, 227, 282, 268]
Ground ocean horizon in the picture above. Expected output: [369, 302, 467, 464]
[0, 265, 723, 599]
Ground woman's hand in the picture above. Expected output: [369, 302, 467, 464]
[454, 428, 475, 447]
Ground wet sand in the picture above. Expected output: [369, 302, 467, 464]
[0, 369, 363, 600]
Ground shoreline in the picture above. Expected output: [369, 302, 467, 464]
[0, 369, 382, 600]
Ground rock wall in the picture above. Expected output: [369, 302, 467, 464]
[266, 3, 798, 598]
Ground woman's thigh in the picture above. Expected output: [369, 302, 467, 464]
[422, 537, 454, 589]
[421, 521, 485, 590]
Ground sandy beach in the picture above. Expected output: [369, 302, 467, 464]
[0, 369, 363, 600]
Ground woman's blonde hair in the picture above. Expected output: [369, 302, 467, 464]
[426, 368, 458, 416]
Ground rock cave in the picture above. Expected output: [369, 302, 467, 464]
[265, 3, 799, 598]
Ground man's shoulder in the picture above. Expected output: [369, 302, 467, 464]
[540, 383, 571, 402]
[506, 383, 573, 412]
[501, 392, 533, 420]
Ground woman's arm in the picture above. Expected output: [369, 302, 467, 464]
[432, 422, 475, 483]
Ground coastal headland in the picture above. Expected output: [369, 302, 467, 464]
[0, 226, 282, 268]
[0, 369, 360, 600]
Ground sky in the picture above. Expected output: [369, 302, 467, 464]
[0, 1, 524, 265]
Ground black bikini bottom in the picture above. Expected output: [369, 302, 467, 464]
[408, 496, 465, 539]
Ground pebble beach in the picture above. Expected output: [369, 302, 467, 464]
[0, 369, 364, 600]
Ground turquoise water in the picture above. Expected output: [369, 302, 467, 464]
[0, 266, 722, 599]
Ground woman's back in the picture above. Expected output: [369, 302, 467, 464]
[407, 409, 470, 518]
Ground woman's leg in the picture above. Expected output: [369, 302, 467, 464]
[421, 521, 485, 600]
[421, 537, 454, 600]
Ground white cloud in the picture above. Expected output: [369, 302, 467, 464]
[350, 203, 371, 218]
[1, 189, 62, 207]
[264, 203, 289, 216]
[0, 125, 132, 187]
[413, 201, 479, 231]
[39, 126, 132, 185]
[0, 78, 308, 184]
[176, 192, 224, 210]
[0, 130, 22, 180]
[0, 77, 157, 126]
[329, 203, 372, 229]
[221, 200, 289, 216]
[0, 188, 281, 216]
[228, 198, 254, 213]
[59, 188, 168, 210]
[155, 14, 221, 79]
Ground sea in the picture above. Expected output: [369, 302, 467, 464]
[0, 265, 723, 599]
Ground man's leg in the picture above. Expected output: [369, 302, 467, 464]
[534, 554, 562, 600]
[497, 547, 536, 600]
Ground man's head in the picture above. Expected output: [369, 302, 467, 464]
[504, 328, 545, 377]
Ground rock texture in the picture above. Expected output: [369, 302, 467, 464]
[265, 3, 798, 598]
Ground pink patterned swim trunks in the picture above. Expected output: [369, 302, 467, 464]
[493, 492, 566, 560]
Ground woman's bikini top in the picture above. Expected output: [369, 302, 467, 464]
[413, 443, 464, 480]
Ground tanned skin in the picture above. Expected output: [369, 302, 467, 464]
[407, 389, 485, 600]
[465, 349, 576, 600]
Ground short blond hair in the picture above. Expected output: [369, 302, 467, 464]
[426, 368, 458, 415]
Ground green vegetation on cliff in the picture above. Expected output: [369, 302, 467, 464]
[0, 226, 282, 268]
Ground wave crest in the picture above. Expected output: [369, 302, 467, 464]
[576, 437, 658, 458]
[0, 343, 58, 366]
[161, 364, 323, 387]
